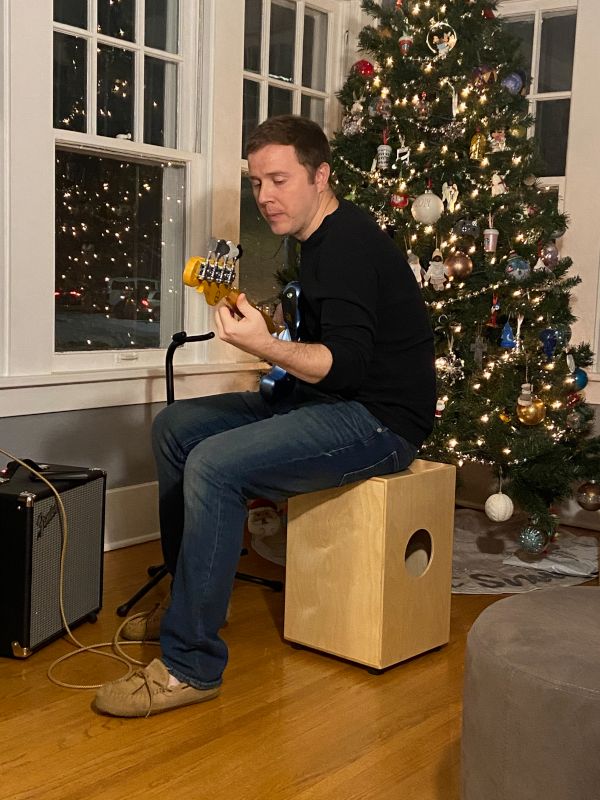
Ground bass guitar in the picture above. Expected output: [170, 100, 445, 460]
[183, 239, 301, 400]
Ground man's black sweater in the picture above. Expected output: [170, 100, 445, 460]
[298, 199, 436, 449]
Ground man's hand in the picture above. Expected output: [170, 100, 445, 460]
[215, 293, 273, 358]
[215, 292, 333, 384]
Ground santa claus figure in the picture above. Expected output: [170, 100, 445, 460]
[246, 498, 287, 566]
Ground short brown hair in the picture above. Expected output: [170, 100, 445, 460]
[246, 115, 331, 179]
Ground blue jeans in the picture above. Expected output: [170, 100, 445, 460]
[154, 383, 417, 689]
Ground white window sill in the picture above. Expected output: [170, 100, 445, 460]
[0, 361, 266, 417]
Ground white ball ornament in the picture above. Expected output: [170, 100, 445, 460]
[484, 492, 514, 522]
[411, 189, 444, 224]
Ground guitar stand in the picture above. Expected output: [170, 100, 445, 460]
[116, 330, 283, 617]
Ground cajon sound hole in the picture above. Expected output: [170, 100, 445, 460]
[405, 529, 432, 577]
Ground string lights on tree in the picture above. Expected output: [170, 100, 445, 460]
[332, 0, 600, 541]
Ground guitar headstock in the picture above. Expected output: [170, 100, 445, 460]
[183, 239, 243, 306]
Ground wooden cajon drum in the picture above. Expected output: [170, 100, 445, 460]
[284, 459, 456, 670]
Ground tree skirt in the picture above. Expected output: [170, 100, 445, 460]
[452, 508, 599, 594]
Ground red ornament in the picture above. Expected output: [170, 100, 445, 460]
[483, 7, 495, 19]
[398, 33, 413, 55]
[390, 191, 410, 209]
[353, 59, 375, 78]
[566, 391, 583, 409]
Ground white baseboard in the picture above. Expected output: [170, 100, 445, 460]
[104, 481, 160, 551]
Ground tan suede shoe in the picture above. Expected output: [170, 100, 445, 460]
[120, 601, 167, 642]
[94, 659, 220, 717]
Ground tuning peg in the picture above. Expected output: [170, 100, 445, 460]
[226, 241, 239, 261]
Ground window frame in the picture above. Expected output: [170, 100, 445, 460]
[499, 0, 600, 403]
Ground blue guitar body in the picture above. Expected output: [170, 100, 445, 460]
[259, 281, 301, 401]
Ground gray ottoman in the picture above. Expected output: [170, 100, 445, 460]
[462, 587, 600, 800]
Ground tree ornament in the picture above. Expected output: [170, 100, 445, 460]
[368, 97, 392, 118]
[501, 71, 525, 96]
[414, 91, 430, 119]
[518, 522, 549, 555]
[483, 224, 499, 253]
[515, 313, 524, 352]
[473, 65, 497, 87]
[435, 349, 465, 384]
[566, 409, 586, 431]
[573, 367, 589, 390]
[426, 21, 457, 58]
[470, 332, 488, 369]
[406, 249, 425, 285]
[484, 492, 514, 522]
[441, 182, 459, 213]
[491, 173, 507, 196]
[483, 6, 496, 19]
[398, 32, 414, 55]
[376, 142, 393, 170]
[500, 321, 516, 348]
[539, 328, 558, 360]
[516, 383, 546, 425]
[566, 391, 583, 409]
[499, 409, 511, 423]
[523, 174, 537, 187]
[352, 59, 374, 77]
[486, 294, 500, 327]
[411, 187, 444, 224]
[489, 130, 507, 152]
[470, 130, 487, 161]
[505, 252, 530, 282]
[393, 140, 411, 170]
[444, 251, 473, 279]
[424, 248, 448, 290]
[342, 95, 365, 135]
[454, 218, 480, 238]
[541, 241, 559, 269]
[390, 189, 410, 209]
[576, 481, 600, 511]
[435, 398, 446, 418]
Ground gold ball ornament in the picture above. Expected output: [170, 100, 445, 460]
[444, 251, 473, 279]
[576, 481, 600, 512]
[516, 396, 546, 425]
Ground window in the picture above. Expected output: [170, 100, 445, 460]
[53, 0, 186, 353]
[240, 0, 338, 305]
[503, 6, 576, 181]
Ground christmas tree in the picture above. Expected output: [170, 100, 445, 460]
[330, 0, 600, 548]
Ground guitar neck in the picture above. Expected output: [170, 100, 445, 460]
[224, 288, 282, 335]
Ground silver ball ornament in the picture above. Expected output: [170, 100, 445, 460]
[540, 242, 559, 269]
[518, 523, 549, 555]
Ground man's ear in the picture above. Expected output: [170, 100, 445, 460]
[314, 161, 331, 191]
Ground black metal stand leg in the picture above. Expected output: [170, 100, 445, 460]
[116, 564, 169, 617]
[235, 571, 284, 592]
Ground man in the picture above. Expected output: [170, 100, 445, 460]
[95, 116, 435, 717]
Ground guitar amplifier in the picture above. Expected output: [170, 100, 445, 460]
[0, 463, 106, 658]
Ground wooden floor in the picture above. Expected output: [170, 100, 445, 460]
[0, 535, 596, 800]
